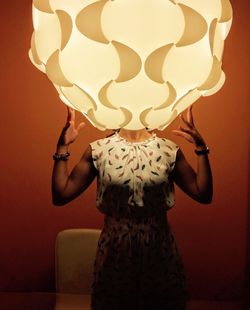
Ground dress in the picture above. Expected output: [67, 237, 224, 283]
[89, 131, 189, 310]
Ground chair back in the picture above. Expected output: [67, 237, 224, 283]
[55, 228, 101, 294]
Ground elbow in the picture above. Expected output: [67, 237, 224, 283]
[200, 198, 213, 205]
[52, 193, 67, 207]
[52, 200, 65, 207]
[198, 194, 213, 205]
[195, 184, 213, 205]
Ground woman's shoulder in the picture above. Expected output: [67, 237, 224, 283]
[89, 132, 116, 149]
[157, 136, 180, 151]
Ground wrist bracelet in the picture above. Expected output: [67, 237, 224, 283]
[53, 152, 70, 161]
[194, 146, 210, 155]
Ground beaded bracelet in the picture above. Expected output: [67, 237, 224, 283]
[194, 146, 210, 155]
[53, 152, 70, 161]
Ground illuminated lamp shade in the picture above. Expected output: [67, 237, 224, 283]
[29, 0, 233, 131]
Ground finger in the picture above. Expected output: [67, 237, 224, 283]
[63, 121, 72, 131]
[180, 127, 202, 143]
[179, 125, 194, 135]
[172, 129, 191, 138]
[180, 113, 193, 129]
[66, 106, 71, 123]
[187, 106, 192, 125]
[172, 131, 194, 144]
[172, 130, 194, 143]
[70, 107, 75, 122]
[187, 105, 195, 126]
[77, 122, 86, 132]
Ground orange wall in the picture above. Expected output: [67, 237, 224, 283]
[0, 0, 249, 300]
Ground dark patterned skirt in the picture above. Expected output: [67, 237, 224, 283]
[91, 213, 189, 310]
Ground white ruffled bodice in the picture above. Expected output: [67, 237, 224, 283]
[89, 132, 179, 217]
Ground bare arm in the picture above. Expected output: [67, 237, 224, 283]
[171, 105, 213, 204]
[51, 106, 98, 206]
[171, 147, 213, 204]
[52, 144, 98, 206]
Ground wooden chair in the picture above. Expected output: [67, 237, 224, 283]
[55, 228, 101, 295]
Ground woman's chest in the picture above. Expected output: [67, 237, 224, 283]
[98, 146, 173, 186]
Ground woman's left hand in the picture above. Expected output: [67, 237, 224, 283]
[172, 105, 206, 147]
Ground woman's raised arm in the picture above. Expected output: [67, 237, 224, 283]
[51, 107, 97, 206]
[171, 106, 213, 204]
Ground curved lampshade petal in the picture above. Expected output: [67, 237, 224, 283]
[33, 0, 53, 14]
[176, 4, 208, 47]
[105, 73, 173, 112]
[119, 107, 133, 128]
[111, 40, 142, 82]
[212, 25, 225, 61]
[32, 6, 62, 63]
[140, 108, 179, 131]
[158, 110, 178, 131]
[209, 18, 232, 61]
[28, 48, 46, 73]
[56, 10, 73, 51]
[86, 105, 133, 131]
[46, 50, 73, 87]
[98, 80, 119, 110]
[101, 0, 184, 56]
[178, 0, 221, 23]
[53, 84, 80, 110]
[162, 38, 213, 96]
[154, 82, 177, 110]
[87, 109, 107, 131]
[144, 44, 174, 83]
[30, 31, 42, 65]
[75, 0, 109, 44]
[222, 19, 233, 40]
[58, 34, 120, 95]
[29, 0, 233, 130]
[209, 19, 218, 55]
[58, 95, 77, 110]
[198, 56, 222, 91]
[169, 0, 177, 4]
[220, 0, 233, 22]
[139, 107, 152, 128]
[60, 84, 97, 113]
[201, 70, 226, 97]
[172, 89, 201, 113]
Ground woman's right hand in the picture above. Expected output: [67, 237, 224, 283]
[57, 106, 86, 147]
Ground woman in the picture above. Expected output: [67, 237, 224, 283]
[52, 105, 213, 310]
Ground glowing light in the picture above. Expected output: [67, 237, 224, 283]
[29, 0, 233, 131]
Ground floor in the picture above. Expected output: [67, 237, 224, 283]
[0, 292, 246, 310]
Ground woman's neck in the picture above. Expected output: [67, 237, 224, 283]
[117, 128, 153, 142]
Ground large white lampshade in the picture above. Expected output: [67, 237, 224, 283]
[29, 0, 233, 131]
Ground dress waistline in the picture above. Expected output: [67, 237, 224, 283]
[103, 213, 170, 233]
